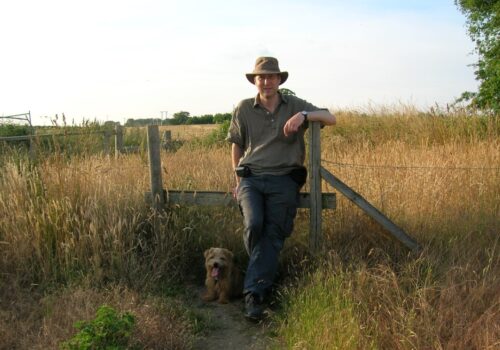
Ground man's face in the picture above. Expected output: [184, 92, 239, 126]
[255, 74, 281, 99]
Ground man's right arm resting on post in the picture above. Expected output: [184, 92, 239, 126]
[232, 143, 244, 197]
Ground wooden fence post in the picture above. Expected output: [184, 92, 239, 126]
[147, 125, 164, 211]
[104, 130, 111, 156]
[29, 136, 37, 161]
[162, 130, 171, 150]
[115, 124, 123, 158]
[309, 121, 322, 253]
[162, 130, 171, 142]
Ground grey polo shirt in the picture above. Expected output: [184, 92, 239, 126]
[226, 93, 323, 176]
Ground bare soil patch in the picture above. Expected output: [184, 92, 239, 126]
[188, 287, 272, 350]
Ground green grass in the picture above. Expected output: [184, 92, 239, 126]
[275, 266, 370, 350]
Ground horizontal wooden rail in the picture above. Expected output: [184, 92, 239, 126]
[0, 113, 30, 118]
[145, 190, 336, 209]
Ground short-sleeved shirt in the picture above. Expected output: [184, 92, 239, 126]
[226, 93, 324, 176]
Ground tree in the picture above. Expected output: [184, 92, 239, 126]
[455, 0, 500, 114]
[171, 111, 190, 125]
[213, 113, 231, 124]
[191, 114, 214, 124]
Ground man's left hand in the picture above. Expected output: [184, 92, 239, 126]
[283, 112, 306, 137]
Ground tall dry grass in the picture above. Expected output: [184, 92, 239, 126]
[0, 112, 498, 349]
[273, 113, 499, 349]
[0, 151, 208, 348]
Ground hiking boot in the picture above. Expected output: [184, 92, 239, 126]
[244, 293, 265, 322]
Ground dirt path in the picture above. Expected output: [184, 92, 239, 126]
[188, 287, 271, 350]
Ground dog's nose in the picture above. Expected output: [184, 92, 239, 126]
[214, 262, 219, 268]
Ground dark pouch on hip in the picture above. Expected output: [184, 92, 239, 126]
[289, 166, 307, 188]
[235, 165, 251, 178]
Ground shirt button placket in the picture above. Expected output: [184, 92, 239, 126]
[268, 111, 275, 124]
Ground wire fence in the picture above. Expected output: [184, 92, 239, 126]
[65, 165, 150, 172]
[321, 159, 500, 172]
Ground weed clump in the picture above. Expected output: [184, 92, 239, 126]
[60, 305, 135, 350]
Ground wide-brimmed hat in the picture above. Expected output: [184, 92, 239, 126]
[246, 57, 288, 85]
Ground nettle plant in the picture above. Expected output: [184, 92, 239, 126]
[60, 305, 136, 350]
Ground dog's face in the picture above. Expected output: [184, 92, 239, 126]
[204, 247, 234, 280]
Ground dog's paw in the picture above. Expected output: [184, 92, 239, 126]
[201, 292, 217, 302]
[217, 297, 229, 304]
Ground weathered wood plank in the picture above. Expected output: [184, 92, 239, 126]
[147, 125, 164, 210]
[104, 130, 111, 156]
[320, 166, 421, 252]
[145, 190, 336, 209]
[309, 121, 322, 253]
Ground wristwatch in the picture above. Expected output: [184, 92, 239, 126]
[301, 111, 308, 122]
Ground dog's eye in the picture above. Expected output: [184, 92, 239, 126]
[220, 257, 226, 261]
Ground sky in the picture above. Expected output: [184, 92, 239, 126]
[1, 0, 478, 125]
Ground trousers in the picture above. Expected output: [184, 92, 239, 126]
[237, 174, 300, 300]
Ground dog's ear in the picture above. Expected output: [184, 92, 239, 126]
[222, 249, 234, 260]
[204, 248, 213, 259]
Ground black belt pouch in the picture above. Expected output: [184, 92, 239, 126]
[289, 166, 308, 188]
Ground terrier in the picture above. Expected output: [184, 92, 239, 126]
[202, 247, 243, 304]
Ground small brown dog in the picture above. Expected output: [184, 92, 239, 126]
[202, 247, 243, 304]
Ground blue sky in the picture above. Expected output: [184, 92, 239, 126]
[1, 0, 477, 125]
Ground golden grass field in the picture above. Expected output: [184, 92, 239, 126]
[159, 124, 220, 140]
[0, 111, 498, 349]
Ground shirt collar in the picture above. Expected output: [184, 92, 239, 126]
[253, 91, 288, 108]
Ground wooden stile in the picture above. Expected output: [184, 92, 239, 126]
[145, 121, 420, 253]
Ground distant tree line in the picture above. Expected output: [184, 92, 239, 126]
[125, 112, 232, 127]
[123, 89, 297, 127]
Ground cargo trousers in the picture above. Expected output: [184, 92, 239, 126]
[237, 174, 300, 300]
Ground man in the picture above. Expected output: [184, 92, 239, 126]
[226, 57, 335, 321]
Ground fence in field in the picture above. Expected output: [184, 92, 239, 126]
[0, 124, 121, 157]
[0, 119, 421, 252]
[145, 123, 421, 253]
[0, 112, 34, 128]
[0, 124, 176, 157]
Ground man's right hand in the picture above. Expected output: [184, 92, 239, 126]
[232, 183, 239, 200]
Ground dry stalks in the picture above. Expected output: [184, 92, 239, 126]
[0, 113, 498, 349]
